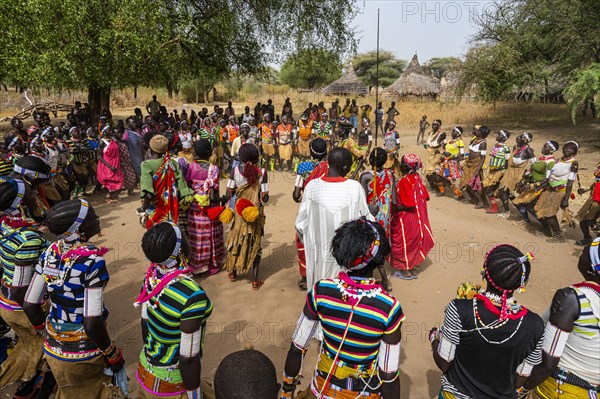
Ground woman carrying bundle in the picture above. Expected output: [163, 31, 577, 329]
[534, 141, 579, 242]
[23, 199, 128, 398]
[135, 222, 213, 398]
[185, 139, 225, 276]
[0, 177, 55, 398]
[224, 144, 269, 290]
[494, 132, 536, 213]
[429, 244, 544, 399]
[512, 140, 559, 223]
[281, 219, 404, 399]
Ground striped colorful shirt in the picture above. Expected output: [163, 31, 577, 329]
[488, 143, 510, 171]
[306, 272, 404, 366]
[144, 277, 212, 367]
[36, 242, 110, 324]
[0, 223, 47, 308]
[0, 158, 13, 176]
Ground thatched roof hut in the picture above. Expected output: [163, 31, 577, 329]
[384, 53, 440, 98]
[323, 64, 368, 95]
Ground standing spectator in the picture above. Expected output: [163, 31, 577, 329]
[266, 99, 275, 121]
[349, 99, 359, 129]
[240, 106, 253, 124]
[225, 101, 235, 119]
[254, 102, 262, 124]
[385, 101, 400, 131]
[180, 109, 188, 123]
[145, 95, 161, 119]
[328, 101, 339, 130]
[342, 98, 351, 118]
[376, 101, 384, 135]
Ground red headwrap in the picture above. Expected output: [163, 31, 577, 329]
[402, 153, 422, 171]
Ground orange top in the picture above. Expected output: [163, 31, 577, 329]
[260, 123, 274, 143]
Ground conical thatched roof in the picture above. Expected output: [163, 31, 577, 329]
[384, 53, 440, 97]
[323, 64, 368, 95]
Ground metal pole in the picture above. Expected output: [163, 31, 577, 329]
[375, 8, 380, 146]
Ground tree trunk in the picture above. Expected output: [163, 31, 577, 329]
[88, 85, 111, 126]
[134, 84, 138, 99]
[174, 83, 180, 96]
[167, 82, 173, 99]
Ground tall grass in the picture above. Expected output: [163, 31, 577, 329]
[0, 85, 589, 129]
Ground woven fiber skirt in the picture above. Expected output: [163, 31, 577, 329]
[482, 169, 506, 188]
[44, 353, 121, 399]
[534, 188, 566, 219]
[499, 159, 529, 193]
[262, 143, 275, 157]
[297, 139, 311, 157]
[279, 144, 293, 161]
[513, 187, 543, 205]
[0, 308, 45, 388]
[576, 194, 600, 221]
[460, 158, 481, 189]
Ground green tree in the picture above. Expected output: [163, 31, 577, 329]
[564, 64, 600, 122]
[279, 49, 342, 89]
[428, 57, 462, 79]
[0, 0, 358, 123]
[352, 50, 406, 90]
[460, 0, 600, 113]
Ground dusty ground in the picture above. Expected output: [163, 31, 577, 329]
[1, 123, 599, 398]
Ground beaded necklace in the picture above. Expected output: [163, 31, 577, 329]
[513, 144, 529, 157]
[473, 296, 524, 344]
[135, 260, 191, 309]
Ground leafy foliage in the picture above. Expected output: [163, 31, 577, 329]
[0, 0, 358, 120]
[352, 50, 406, 90]
[279, 49, 342, 89]
[428, 57, 461, 79]
[564, 64, 600, 123]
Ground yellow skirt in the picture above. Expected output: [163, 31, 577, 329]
[513, 187, 544, 205]
[534, 188, 566, 219]
[499, 159, 530, 193]
[279, 144, 293, 161]
[298, 139, 311, 157]
[262, 143, 275, 157]
[0, 308, 46, 388]
[424, 146, 443, 175]
[460, 158, 481, 189]
[529, 375, 595, 399]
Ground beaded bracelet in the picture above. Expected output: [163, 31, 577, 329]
[429, 329, 442, 344]
[101, 341, 123, 365]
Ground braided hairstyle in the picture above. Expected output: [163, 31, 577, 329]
[141, 222, 190, 265]
[194, 139, 212, 160]
[47, 200, 94, 237]
[331, 219, 391, 276]
[238, 144, 260, 184]
[484, 244, 532, 292]
[369, 147, 388, 170]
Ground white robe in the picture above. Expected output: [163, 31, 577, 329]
[295, 178, 374, 290]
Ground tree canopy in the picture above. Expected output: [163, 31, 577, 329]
[279, 49, 342, 89]
[352, 50, 406, 90]
[458, 0, 600, 118]
[0, 0, 358, 122]
[428, 57, 461, 79]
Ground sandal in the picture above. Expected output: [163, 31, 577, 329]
[297, 277, 307, 291]
[228, 272, 237, 282]
[392, 271, 416, 280]
[252, 280, 264, 291]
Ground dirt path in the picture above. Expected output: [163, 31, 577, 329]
[2, 125, 597, 398]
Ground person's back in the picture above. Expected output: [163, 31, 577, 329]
[443, 298, 544, 398]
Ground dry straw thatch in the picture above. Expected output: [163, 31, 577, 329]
[384, 53, 440, 98]
[322, 64, 368, 95]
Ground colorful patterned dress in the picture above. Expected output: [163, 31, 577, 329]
[186, 162, 225, 275]
[366, 169, 394, 235]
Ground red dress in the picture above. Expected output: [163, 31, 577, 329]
[389, 173, 434, 270]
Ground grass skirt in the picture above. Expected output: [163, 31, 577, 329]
[482, 169, 505, 188]
[45, 354, 122, 399]
[499, 158, 529, 193]
[424, 146, 442, 175]
[576, 194, 600, 221]
[279, 143, 293, 161]
[262, 143, 275, 157]
[0, 308, 45, 388]
[513, 187, 543, 205]
[297, 139, 311, 157]
[224, 183, 265, 274]
[534, 188, 565, 218]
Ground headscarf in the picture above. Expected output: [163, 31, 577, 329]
[402, 153, 422, 171]
[150, 134, 169, 154]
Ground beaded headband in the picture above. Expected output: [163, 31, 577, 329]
[452, 127, 462, 136]
[310, 141, 328, 156]
[159, 222, 182, 267]
[546, 141, 557, 152]
[483, 245, 534, 321]
[13, 165, 49, 180]
[565, 140, 579, 149]
[499, 130, 508, 140]
[59, 199, 89, 241]
[349, 221, 380, 271]
[590, 238, 600, 274]
[7, 136, 20, 151]
[522, 132, 532, 143]
[0, 177, 25, 216]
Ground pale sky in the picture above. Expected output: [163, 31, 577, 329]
[351, 0, 491, 63]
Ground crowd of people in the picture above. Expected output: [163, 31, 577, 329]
[0, 94, 597, 399]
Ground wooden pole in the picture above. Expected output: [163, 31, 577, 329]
[375, 8, 380, 146]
